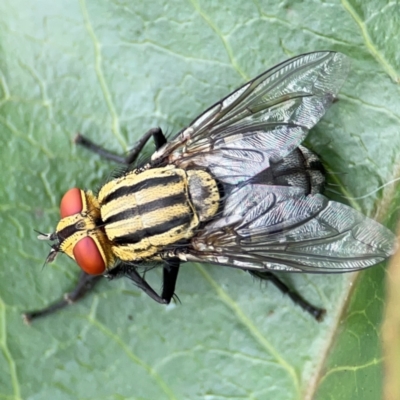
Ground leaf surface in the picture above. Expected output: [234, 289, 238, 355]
[0, 1, 399, 399]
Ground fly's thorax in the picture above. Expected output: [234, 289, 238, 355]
[56, 189, 115, 272]
[96, 165, 220, 262]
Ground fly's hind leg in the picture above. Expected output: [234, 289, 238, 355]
[23, 272, 103, 324]
[75, 127, 167, 165]
[249, 270, 326, 322]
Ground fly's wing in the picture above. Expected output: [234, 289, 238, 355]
[152, 52, 350, 184]
[185, 186, 395, 272]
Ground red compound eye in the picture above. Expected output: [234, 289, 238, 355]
[73, 236, 106, 275]
[60, 188, 83, 218]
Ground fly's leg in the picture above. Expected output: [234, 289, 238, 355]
[249, 270, 326, 322]
[24, 260, 177, 323]
[107, 260, 180, 304]
[161, 259, 180, 303]
[23, 272, 102, 324]
[75, 127, 167, 165]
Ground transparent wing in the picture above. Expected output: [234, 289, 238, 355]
[185, 186, 395, 272]
[152, 51, 351, 184]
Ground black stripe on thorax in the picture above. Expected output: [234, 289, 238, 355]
[114, 214, 192, 245]
[102, 174, 183, 204]
[104, 192, 188, 224]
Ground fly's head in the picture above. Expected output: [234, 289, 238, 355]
[38, 188, 115, 275]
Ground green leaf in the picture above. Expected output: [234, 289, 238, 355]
[0, 1, 399, 399]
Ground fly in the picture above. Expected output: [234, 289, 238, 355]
[25, 51, 396, 323]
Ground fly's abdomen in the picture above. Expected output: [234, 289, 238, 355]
[251, 145, 325, 195]
[97, 165, 219, 262]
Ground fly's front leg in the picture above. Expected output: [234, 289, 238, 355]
[23, 272, 102, 324]
[75, 127, 167, 165]
[107, 265, 168, 304]
[108, 260, 180, 304]
[161, 259, 180, 303]
[249, 270, 326, 321]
